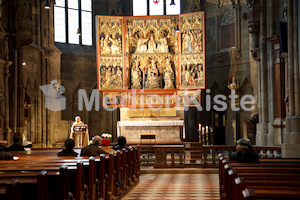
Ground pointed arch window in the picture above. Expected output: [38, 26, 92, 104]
[218, 10, 235, 50]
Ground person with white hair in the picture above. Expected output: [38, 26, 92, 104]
[70, 116, 90, 147]
[80, 135, 105, 156]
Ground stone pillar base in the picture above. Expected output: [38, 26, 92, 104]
[256, 123, 268, 145]
[290, 116, 300, 144]
[282, 143, 300, 158]
[284, 117, 292, 143]
[268, 123, 275, 145]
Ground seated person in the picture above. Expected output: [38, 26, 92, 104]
[101, 138, 115, 154]
[0, 141, 13, 160]
[229, 138, 259, 163]
[58, 139, 78, 156]
[9, 135, 25, 151]
[112, 136, 129, 151]
[81, 135, 105, 156]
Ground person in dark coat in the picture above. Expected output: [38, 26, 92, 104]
[112, 136, 129, 151]
[0, 141, 13, 160]
[58, 139, 78, 156]
[229, 138, 259, 163]
[81, 135, 105, 156]
[9, 135, 25, 151]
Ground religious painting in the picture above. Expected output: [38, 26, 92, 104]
[177, 90, 201, 107]
[180, 54, 204, 89]
[97, 16, 123, 55]
[179, 12, 205, 89]
[97, 16, 124, 90]
[103, 92, 127, 108]
[180, 12, 204, 54]
[98, 57, 124, 90]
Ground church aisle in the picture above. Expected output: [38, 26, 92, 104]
[122, 174, 219, 200]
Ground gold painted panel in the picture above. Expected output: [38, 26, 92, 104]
[177, 90, 201, 107]
[179, 12, 205, 89]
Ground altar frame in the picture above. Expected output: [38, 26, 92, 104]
[96, 12, 206, 104]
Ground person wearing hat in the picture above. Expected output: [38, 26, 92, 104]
[229, 138, 259, 163]
[101, 138, 115, 154]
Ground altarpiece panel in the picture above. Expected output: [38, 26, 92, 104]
[96, 12, 205, 107]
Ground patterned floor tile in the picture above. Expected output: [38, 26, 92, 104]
[122, 174, 219, 200]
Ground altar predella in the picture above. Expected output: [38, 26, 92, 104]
[96, 12, 205, 108]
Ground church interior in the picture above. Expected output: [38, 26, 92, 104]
[0, 0, 300, 199]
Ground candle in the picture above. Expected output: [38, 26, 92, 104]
[202, 127, 204, 134]
[206, 126, 208, 132]
[199, 124, 201, 131]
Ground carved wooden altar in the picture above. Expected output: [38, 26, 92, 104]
[96, 12, 205, 107]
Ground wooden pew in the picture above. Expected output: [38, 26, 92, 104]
[218, 155, 300, 200]
[98, 154, 106, 200]
[105, 152, 115, 200]
[0, 146, 141, 200]
[0, 171, 49, 200]
[2, 179, 20, 200]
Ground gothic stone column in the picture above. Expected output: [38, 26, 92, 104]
[256, 0, 269, 145]
[282, 0, 300, 158]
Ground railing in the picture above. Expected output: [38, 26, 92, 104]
[202, 145, 282, 168]
[153, 145, 184, 168]
[151, 144, 282, 168]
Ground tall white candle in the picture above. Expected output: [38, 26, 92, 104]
[206, 126, 208, 132]
[199, 124, 201, 131]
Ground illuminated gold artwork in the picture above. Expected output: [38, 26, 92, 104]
[177, 90, 201, 107]
[180, 12, 205, 89]
[98, 17, 122, 55]
[99, 57, 124, 89]
[103, 92, 127, 108]
[180, 54, 204, 88]
[125, 16, 178, 90]
[96, 12, 206, 107]
[127, 108, 176, 118]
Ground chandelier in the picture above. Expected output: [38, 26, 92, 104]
[44, 0, 56, 9]
[227, 47, 239, 90]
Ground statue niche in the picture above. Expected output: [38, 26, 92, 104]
[163, 58, 175, 89]
[145, 59, 161, 89]
[131, 60, 142, 89]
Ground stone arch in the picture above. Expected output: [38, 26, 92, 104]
[217, 7, 236, 50]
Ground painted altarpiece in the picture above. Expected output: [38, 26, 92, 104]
[96, 12, 205, 107]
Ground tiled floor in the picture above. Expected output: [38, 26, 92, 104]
[122, 174, 219, 200]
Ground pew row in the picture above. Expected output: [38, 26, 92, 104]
[218, 154, 300, 200]
[0, 146, 141, 200]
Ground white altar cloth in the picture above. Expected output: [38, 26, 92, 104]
[117, 120, 185, 139]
